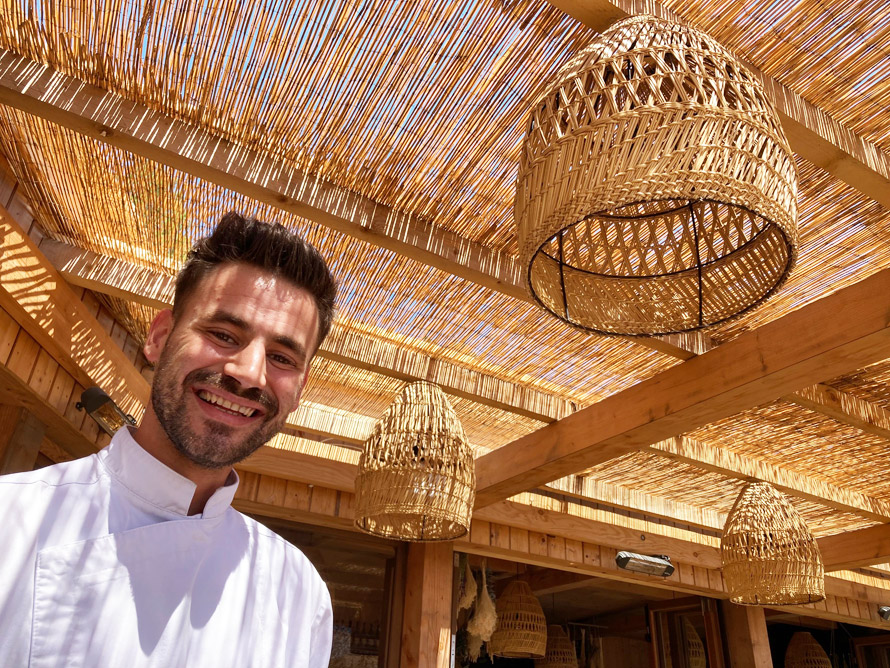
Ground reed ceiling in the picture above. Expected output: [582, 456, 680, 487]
[0, 0, 888, 543]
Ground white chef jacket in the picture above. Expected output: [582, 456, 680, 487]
[0, 428, 333, 667]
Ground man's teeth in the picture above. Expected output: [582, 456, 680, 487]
[197, 390, 257, 417]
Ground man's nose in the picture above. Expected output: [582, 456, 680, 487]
[223, 340, 267, 389]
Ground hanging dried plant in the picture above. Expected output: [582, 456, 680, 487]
[467, 563, 497, 641]
[458, 559, 477, 612]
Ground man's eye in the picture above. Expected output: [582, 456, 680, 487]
[269, 353, 297, 368]
[210, 331, 236, 344]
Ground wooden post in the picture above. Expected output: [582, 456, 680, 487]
[0, 405, 45, 474]
[721, 601, 773, 668]
[399, 542, 454, 668]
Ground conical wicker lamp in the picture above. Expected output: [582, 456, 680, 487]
[722, 482, 824, 605]
[535, 625, 578, 668]
[354, 381, 475, 541]
[784, 632, 832, 668]
[682, 618, 707, 668]
[489, 581, 548, 658]
[516, 15, 798, 336]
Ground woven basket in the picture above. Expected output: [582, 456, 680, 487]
[721, 482, 824, 605]
[535, 625, 578, 668]
[784, 632, 832, 668]
[682, 618, 707, 668]
[516, 15, 798, 336]
[354, 381, 475, 541]
[489, 581, 548, 658]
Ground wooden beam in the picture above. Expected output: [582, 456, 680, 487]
[545, 0, 890, 209]
[786, 384, 890, 442]
[0, 50, 523, 300]
[40, 237, 572, 422]
[648, 436, 890, 522]
[473, 266, 890, 508]
[0, 204, 147, 419]
[400, 542, 453, 668]
[721, 602, 774, 668]
[818, 524, 890, 572]
[0, 404, 44, 473]
[550, 474, 727, 531]
[474, 495, 722, 570]
[0, 313, 100, 459]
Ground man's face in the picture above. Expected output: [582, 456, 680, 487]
[143, 262, 319, 469]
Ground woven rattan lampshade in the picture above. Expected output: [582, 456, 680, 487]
[489, 581, 548, 658]
[721, 482, 824, 605]
[516, 15, 798, 336]
[535, 626, 578, 668]
[354, 381, 475, 541]
[784, 632, 832, 668]
[682, 618, 707, 668]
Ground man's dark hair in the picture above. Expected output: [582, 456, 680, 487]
[173, 212, 337, 350]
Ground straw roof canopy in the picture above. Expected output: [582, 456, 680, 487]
[1, 0, 889, 624]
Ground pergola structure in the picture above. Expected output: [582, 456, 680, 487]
[0, 0, 888, 665]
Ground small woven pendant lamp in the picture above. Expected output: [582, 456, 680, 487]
[489, 581, 548, 658]
[535, 626, 578, 668]
[516, 15, 798, 336]
[784, 632, 832, 668]
[721, 482, 824, 605]
[354, 381, 475, 541]
[682, 619, 707, 668]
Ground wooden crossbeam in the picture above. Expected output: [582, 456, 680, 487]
[648, 436, 890, 522]
[786, 384, 890, 442]
[39, 238, 571, 423]
[0, 50, 523, 300]
[545, 0, 890, 209]
[473, 266, 890, 507]
[0, 205, 148, 419]
[818, 524, 890, 572]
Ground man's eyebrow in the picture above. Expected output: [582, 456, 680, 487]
[206, 310, 308, 362]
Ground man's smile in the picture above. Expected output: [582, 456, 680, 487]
[194, 388, 265, 420]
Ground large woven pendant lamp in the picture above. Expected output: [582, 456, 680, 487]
[354, 381, 475, 541]
[721, 482, 824, 605]
[516, 15, 798, 335]
[535, 625, 578, 668]
[489, 581, 548, 658]
[784, 632, 832, 668]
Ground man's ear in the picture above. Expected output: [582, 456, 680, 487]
[144, 309, 175, 364]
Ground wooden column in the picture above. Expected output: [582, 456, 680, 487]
[0, 404, 45, 474]
[399, 542, 454, 668]
[721, 601, 773, 668]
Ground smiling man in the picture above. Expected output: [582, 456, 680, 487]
[0, 213, 337, 666]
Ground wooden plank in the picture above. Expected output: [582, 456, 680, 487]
[0, 347, 97, 459]
[474, 266, 890, 507]
[787, 384, 890, 442]
[721, 602, 774, 668]
[239, 443, 360, 493]
[474, 498, 722, 570]
[648, 436, 890, 522]
[0, 404, 44, 473]
[0, 205, 147, 419]
[399, 542, 453, 668]
[818, 523, 890, 572]
[544, 0, 890, 209]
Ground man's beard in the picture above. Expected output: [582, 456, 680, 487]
[150, 352, 284, 469]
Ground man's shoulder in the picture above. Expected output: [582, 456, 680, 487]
[230, 510, 329, 587]
[0, 455, 100, 495]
